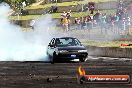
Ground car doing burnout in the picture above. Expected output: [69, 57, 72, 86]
[47, 37, 88, 63]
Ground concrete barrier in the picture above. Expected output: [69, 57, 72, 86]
[87, 46, 132, 58]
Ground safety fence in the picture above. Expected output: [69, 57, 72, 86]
[11, 0, 132, 37]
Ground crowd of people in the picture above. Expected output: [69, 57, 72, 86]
[74, 10, 131, 30]
[60, 0, 131, 34]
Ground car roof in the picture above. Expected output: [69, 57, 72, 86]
[56, 37, 76, 39]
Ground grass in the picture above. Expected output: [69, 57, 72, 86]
[9, 15, 42, 20]
[26, 1, 82, 10]
[26, 0, 118, 10]
[9, 9, 116, 20]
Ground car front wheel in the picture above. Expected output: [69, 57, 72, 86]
[79, 58, 85, 62]
[51, 52, 57, 64]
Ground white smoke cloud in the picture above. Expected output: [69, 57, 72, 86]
[0, 3, 59, 61]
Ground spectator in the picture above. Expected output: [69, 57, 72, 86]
[122, 17, 127, 30]
[105, 14, 112, 28]
[127, 17, 131, 34]
[30, 19, 35, 30]
[101, 13, 107, 24]
[21, 9, 29, 15]
[52, 6, 58, 13]
[62, 16, 70, 31]
[88, 2, 95, 14]
[75, 18, 78, 24]
[86, 15, 92, 22]
[118, 0, 125, 8]
[61, 11, 67, 17]
[83, 5, 89, 12]
[116, 10, 122, 20]
[81, 17, 87, 29]
[60, 10, 72, 31]
[114, 14, 119, 22]
[22, 1, 26, 9]
[49, 6, 58, 13]
[127, 17, 131, 26]
[75, 17, 81, 30]
[93, 10, 101, 22]
[100, 13, 107, 29]
[66, 10, 71, 19]
[50, 0, 57, 3]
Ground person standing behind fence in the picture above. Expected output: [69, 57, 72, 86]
[66, 10, 71, 30]
[127, 17, 131, 34]
[101, 13, 107, 29]
[82, 17, 88, 30]
[93, 10, 101, 24]
[66, 10, 71, 19]
[22, 1, 26, 9]
[88, 2, 95, 14]
[114, 14, 120, 25]
[61, 10, 71, 31]
[75, 17, 81, 30]
[86, 15, 92, 29]
[62, 16, 69, 31]
[30, 19, 35, 30]
[61, 11, 67, 17]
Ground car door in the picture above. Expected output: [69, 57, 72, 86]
[48, 38, 56, 56]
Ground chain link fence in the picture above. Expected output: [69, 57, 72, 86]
[12, 0, 132, 40]
[46, 0, 131, 40]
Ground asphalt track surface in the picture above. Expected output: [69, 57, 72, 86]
[0, 56, 132, 88]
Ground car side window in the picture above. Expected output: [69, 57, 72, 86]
[50, 38, 55, 45]
[75, 39, 82, 46]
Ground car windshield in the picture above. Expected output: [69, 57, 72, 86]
[56, 38, 81, 46]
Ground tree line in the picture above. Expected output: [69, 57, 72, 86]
[0, 0, 36, 9]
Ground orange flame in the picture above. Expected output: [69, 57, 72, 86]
[78, 66, 86, 76]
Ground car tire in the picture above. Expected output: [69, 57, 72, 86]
[79, 58, 85, 62]
[51, 52, 57, 64]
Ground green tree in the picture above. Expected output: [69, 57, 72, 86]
[0, 0, 4, 3]
[3, 0, 36, 10]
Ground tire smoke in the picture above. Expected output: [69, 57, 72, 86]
[0, 3, 58, 61]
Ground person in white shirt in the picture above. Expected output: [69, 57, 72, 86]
[30, 19, 35, 30]
[22, 1, 26, 9]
